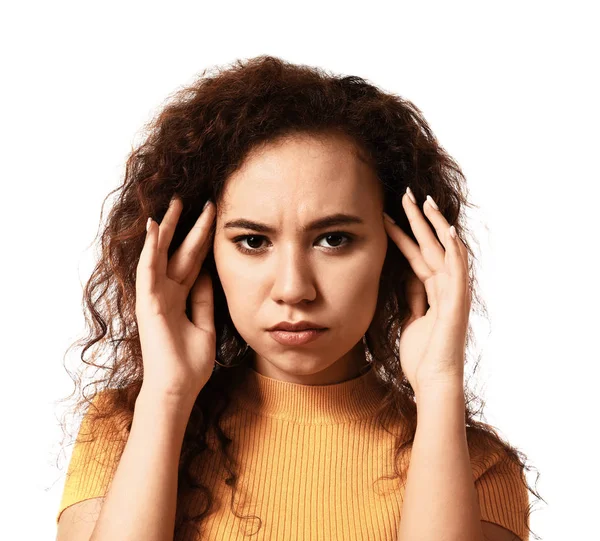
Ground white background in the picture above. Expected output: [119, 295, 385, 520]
[2, 1, 597, 540]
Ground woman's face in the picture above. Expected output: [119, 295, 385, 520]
[213, 133, 389, 384]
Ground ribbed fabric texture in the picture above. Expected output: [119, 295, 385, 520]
[57, 366, 529, 540]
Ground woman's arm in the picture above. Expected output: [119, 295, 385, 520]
[89, 388, 195, 541]
[396, 383, 484, 541]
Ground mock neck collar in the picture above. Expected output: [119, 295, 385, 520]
[232, 363, 387, 424]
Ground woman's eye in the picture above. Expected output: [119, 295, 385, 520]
[232, 232, 354, 255]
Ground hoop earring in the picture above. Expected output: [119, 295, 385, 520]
[214, 358, 238, 368]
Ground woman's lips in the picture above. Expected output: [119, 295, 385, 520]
[268, 328, 328, 345]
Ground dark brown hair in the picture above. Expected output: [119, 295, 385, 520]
[56, 55, 544, 539]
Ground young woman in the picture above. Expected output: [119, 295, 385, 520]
[56, 55, 540, 541]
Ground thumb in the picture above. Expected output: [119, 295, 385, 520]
[189, 268, 215, 334]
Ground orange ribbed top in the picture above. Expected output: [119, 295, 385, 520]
[57, 365, 529, 540]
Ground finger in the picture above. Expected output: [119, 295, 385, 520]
[189, 268, 215, 333]
[384, 215, 432, 283]
[405, 270, 429, 319]
[455, 230, 469, 275]
[445, 223, 469, 277]
[137, 217, 158, 301]
[445, 226, 467, 296]
[168, 200, 215, 286]
[442, 224, 471, 321]
[457, 236, 472, 315]
[156, 195, 184, 274]
[181, 221, 215, 291]
[402, 190, 446, 270]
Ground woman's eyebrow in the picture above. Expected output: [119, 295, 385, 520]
[223, 213, 364, 234]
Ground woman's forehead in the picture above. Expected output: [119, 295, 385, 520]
[219, 136, 381, 213]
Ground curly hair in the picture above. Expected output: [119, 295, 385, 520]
[55, 55, 544, 539]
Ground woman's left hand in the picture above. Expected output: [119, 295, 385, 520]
[383, 188, 472, 399]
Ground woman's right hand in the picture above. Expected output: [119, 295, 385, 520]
[135, 195, 217, 404]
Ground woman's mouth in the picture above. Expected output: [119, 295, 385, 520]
[267, 328, 328, 346]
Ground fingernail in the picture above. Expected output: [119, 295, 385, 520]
[146, 217, 152, 231]
[203, 199, 212, 212]
[426, 194, 439, 210]
[406, 186, 417, 204]
[383, 211, 395, 224]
